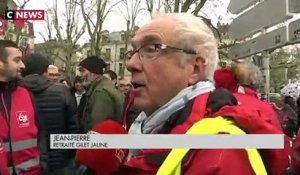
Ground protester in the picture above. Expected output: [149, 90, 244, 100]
[103, 70, 118, 87]
[72, 76, 86, 107]
[0, 40, 47, 175]
[117, 77, 131, 94]
[273, 94, 298, 138]
[21, 53, 79, 175]
[118, 13, 289, 174]
[214, 62, 282, 130]
[122, 90, 141, 131]
[78, 56, 125, 132]
[47, 65, 60, 83]
[288, 97, 300, 175]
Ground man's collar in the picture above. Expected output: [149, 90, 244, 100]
[0, 79, 19, 91]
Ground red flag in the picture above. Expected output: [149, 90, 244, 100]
[13, 20, 25, 28]
[0, 17, 8, 35]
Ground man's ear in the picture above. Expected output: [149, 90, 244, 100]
[188, 56, 206, 85]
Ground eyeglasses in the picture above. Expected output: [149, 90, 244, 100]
[124, 43, 197, 62]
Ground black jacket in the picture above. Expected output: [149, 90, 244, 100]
[21, 74, 78, 170]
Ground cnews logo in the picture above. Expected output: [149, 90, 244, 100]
[4, 10, 44, 20]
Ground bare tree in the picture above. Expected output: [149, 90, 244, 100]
[12, 0, 32, 47]
[77, 0, 121, 57]
[117, 0, 143, 77]
[15, 0, 31, 9]
[142, 0, 233, 64]
[38, 0, 86, 78]
[144, 0, 208, 16]
[145, 0, 164, 15]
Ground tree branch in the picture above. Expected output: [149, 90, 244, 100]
[192, 0, 207, 15]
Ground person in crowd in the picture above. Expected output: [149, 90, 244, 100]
[118, 13, 289, 175]
[47, 65, 60, 83]
[71, 76, 86, 107]
[288, 128, 300, 175]
[214, 61, 282, 130]
[21, 53, 78, 175]
[273, 94, 298, 138]
[78, 56, 125, 132]
[285, 95, 298, 113]
[122, 90, 141, 131]
[117, 77, 132, 94]
[0, 40, 47, 175]
[103, 70, 118, 87]
[289, 97, 300, 175]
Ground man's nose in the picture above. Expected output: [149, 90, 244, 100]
[20, 60, 25, 69]
[126, 52, 143, 72]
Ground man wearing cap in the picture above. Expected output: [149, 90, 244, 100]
[78, 56, 124, 133]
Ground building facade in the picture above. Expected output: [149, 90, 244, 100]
[0, 0, 35, 51]
[82, 30, 131, 78]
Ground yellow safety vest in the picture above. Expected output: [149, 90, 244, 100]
[156, 116, 267, 175]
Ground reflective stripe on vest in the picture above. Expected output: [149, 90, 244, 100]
[3, 138, 37, 152]
[8, 157, 40, 175]
[156, 116, 267, 175]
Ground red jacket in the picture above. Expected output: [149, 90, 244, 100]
[119, 92, 289, 175]
[234, 93, 282, 130]
[0, 85, 41, 175]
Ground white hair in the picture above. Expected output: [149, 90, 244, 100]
[153, 13, 219, 81]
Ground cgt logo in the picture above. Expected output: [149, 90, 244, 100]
[16, 111, 30, 127]
[4, 10, 44, 20]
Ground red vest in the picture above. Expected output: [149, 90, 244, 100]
[0, 86, 41, 175]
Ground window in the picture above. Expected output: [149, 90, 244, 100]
[102, 36, 108, 43]
[121, 34, 125, 41]
[119, 48, 125, 60]
[118, 62, 123, 75]
[106, 63, 111, 71]
[7, 34, 14, 40]
[106, 48, 111, 59]
[87, 50, 91, 56]
[21, 38, 27, 46]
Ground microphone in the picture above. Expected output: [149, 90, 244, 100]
[75, 120, 128, 175]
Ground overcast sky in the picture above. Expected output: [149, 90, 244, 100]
[21, 0, 233, 44]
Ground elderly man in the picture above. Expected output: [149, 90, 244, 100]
[118, 13, 288, 175]
[47, 65, 60, 83]
[273, 94, 298, 137]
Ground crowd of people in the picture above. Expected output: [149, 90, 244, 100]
[1, 12, 300, 175]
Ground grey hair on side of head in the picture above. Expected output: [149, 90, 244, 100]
[153, 13, 219, 81]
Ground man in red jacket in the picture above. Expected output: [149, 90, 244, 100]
[0, 40, 47, 175]
[118, 13, 289, 175]
[214, 68, 282, 130]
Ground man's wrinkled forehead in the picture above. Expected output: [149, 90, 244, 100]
[132, 19, 178, 47]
